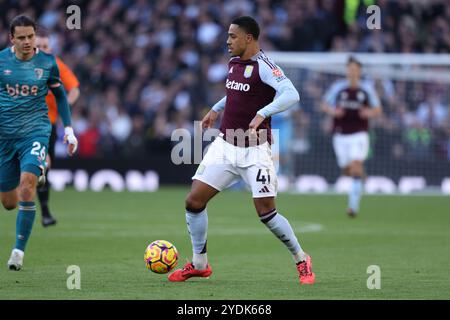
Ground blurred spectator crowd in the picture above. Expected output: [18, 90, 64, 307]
[0, 0, 449, 162]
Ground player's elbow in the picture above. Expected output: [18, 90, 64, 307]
[50, 85, 63, 97]
[284, 87, 300, 106]
[291, 88, 300, 104]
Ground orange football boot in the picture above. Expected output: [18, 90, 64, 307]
[297, 255, 315, 284]
[168, 262, 212, 282]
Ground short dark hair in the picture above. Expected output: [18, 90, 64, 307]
[231, 16, 260, 40]
[347, 55, 362, 67]
[10, 15, 36, 36]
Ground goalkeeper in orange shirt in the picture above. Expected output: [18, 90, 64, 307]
[35, 30, 80, 227]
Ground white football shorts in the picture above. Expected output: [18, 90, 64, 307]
[332, 131, 369, 168]
[192, 135, 278, 198]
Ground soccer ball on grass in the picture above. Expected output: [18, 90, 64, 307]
[144, 240, 179, 274]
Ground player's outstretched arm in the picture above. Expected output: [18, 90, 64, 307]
[255, 60, 300, 122]
[250, 82, 299, 134]
[48, 56, 78, 156]
[256, 84, 300, 119]
[49, 83, 78, 156]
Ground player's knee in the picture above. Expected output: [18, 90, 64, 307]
[349, 163, 364, 177]
[18, 187, 34, 201]
[254, 198, 276, 216]
[185, 194, 206, 213]
[257, 206, 276, 217]
[18, 178, 36, 201]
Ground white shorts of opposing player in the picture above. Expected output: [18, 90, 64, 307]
[332, 131, 369, 168]
[192, 135, 278, 198]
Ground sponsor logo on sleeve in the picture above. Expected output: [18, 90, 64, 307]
[272, 68, 286, 82]
[272, 68, 283, 77]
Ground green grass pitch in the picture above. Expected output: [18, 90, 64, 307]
[0, 187, 449, 300]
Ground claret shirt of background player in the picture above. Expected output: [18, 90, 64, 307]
[324, 79, 380, 134]
[220, 50, 290, 147]
[0, 46, 61, 139]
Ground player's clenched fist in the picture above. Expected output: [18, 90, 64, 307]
[63, 127, 78, 156]
[201, 110, 219, 129]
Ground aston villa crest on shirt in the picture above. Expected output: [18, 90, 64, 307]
[244, 65, 254, 78]
[34, 68, 43, 80]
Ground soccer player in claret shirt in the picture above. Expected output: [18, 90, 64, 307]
[36, 30, 80, 227]
[168, 16, 315, 285]
[321, 56, 382, 218]
[0, 15, 78, 270]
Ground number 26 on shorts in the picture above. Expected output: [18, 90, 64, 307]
[30, 141, 46, 160]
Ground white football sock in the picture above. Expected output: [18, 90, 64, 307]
[260, 209, 305, 263]
[293, 251, 308, 264]
[349, 177, 363, 212]
[186, 208, 208, 269]
[192, 253, 208, 270]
